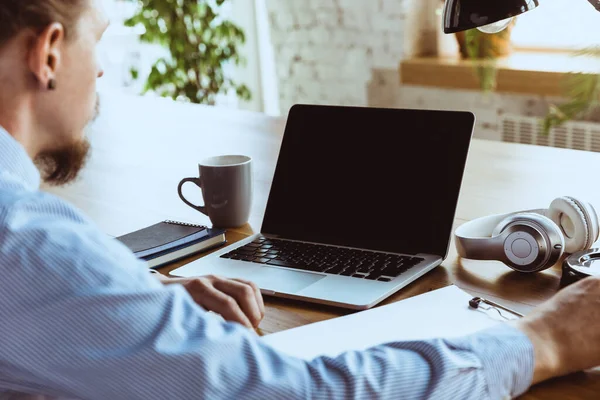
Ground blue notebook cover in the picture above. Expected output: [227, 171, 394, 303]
[142, 228, 226, 261]
[116, 220, 210, 258]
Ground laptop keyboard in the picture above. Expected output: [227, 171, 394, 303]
[220, 237, 425, 282]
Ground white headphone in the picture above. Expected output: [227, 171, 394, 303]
[454, 196, 600, 273]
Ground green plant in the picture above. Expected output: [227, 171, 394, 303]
[457, 20, 516, 92]
[464, 29, 499, 92]
[542, 48, 600, 135]
[124, 0, 251, 105]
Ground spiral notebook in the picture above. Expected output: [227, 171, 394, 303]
[116, 220, 226, 268]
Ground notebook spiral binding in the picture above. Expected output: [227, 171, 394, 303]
[164, 220, 206, 228]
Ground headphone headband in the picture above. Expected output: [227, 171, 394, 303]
[455, 208, 548, 258]
[455, 213, 510, 260]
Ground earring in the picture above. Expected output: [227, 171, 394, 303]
[48, 79, 57, 90]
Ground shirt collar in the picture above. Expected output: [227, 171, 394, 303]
[0, 126, 41, 190]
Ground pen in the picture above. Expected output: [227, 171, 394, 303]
[469, 297, 524, 318]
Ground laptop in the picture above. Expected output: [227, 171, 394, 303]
[171, 105, 475, 310]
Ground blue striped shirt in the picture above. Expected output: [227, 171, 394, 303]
[0, 126, 534, 399]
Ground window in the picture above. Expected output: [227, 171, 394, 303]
[97, 0, 145, 93]
[97, 0, 278, 114]
[511, 0, 600, 51]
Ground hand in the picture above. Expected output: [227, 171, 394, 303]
[160, 275, 265, 329]
[514, 276, 600, 384]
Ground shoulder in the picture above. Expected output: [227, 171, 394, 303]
[0, 187, 90, 232]
[0, 188, 149, 287]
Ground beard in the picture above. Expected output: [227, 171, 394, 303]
[34, 139, 91, 186]
[34, 96, 100, 186]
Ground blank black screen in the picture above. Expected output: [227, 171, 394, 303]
[261, 105, 475, 258]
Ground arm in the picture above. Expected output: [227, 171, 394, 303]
[1, 278, 534, 400]
[514, 276, 600, 386]
[0, 199, 534, 399]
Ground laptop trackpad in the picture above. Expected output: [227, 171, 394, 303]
[251, 267, 325, 294]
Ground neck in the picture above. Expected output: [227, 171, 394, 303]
[0, 39, 45, 159]
[0, 98, 40, 159]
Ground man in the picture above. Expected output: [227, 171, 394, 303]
[1, 1, 600, 399]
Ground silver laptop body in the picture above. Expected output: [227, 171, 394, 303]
[171, 105, 475, 310]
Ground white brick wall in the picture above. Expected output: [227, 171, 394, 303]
[266, 0, 431, 114]
[396, 82, 562, 141]
[265, 0, 572, 143]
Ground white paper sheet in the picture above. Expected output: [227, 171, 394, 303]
[261, 285, 518, 360]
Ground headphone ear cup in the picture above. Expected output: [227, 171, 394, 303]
[587, 200, 600, 243]
[494, 213, 564, 273]
[549, 197, 599, 252]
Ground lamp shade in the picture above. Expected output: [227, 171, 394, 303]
[443, 0, 539, 33]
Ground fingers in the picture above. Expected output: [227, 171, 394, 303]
[183, 276, 264, 329]
[231, 278, 265, 320]
[213, 278, 264, 328]
[191, 282, 254, 328]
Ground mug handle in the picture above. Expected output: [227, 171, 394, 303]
[177, 177, 207, 215]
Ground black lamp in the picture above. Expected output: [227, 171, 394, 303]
[443, 0, 600, 34]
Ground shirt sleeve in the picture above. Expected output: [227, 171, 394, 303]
[0, 196, 534, 400]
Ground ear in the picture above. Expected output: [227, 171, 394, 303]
[28, 23, 65, 91]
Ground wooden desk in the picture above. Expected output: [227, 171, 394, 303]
[45, 90, 600, 399]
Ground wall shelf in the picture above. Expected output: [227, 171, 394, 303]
[400, 52, 600, 98]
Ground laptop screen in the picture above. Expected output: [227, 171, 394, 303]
[261, 105, 475, 258]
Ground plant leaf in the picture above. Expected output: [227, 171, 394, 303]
[125, 0, 251, 105]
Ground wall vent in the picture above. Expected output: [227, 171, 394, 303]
[500, 114, 600, 153]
